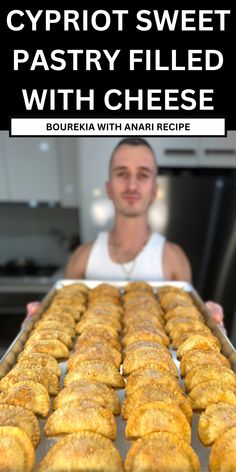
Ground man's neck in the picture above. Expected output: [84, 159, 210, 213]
[109, 215, 151, 263]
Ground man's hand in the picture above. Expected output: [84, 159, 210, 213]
[205, 301, 226, 332]
[21, 301, 40, 327]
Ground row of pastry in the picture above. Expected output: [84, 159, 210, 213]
[121, 282, 200, 472]
[0, 283, 88, 471]
[161, 285, 236, 472]
[38, 283, 124, 472]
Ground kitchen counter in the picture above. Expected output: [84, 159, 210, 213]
[0, 267, 64, 292]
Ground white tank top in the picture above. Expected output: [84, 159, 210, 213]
[85, 231, 166, 281]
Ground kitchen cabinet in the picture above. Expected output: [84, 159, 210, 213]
[0, 133, 78, 206]
[148, 138, 200, 168]
[199, 132, 236, 168]
[149, 134, 236, 168]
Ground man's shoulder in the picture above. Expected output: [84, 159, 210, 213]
[164, 240, 187, 259]
[73, 241, 94, 259]
[163, 240, 192, 282]
[64, 241, 94, 278]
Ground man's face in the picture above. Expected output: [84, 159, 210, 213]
[106, 144, 157, 218]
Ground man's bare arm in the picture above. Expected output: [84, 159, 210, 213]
[163, 242, 192, 282]
[64, 242, 93, 279]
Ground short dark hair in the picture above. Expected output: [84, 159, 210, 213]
[109, 137, 157, 176]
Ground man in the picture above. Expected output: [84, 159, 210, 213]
[65, 137, 191, 281]
[28, 137, 224, 328]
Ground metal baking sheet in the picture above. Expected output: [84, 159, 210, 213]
[0, 279, 236, 471]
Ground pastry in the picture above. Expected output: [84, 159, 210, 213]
[176, 334, 221, 359]
[37, 431, 123, 471]
[125, 400, 191, 443]
[209, 426, 236, 472]
[25, 329, 73, 349]
[45, 402, 117, 440]
[124, 431, 200, 472]
[22, 339, 69, 359]
[122, 384, 192, 422]
[125, 367, 181, 397]
[0, 380, 50, 417]
[180, 350, 230, 377]
[188, 380, 236, 410]
[198, 402, 236, 446]
[123, 345, 178, 377]
[17, 352, 61, 377]
[0, 404, 40, 447]
[185, 364, 236, 393]
[54, 379, 120, 415]
[0, 425, 35, 471]
[63, 360, 124, 388]
[67, 342, 121, 370]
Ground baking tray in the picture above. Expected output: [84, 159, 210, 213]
[0, 280, 236, 471]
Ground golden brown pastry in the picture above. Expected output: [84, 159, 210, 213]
[63, 360, 124, 388]
[209, 426, 236, 472]
[45, 402, 117, 440]
[122, 329, 169, 348]
[22, 339, 69, 359]
[185, 364, 236, 393]
[0, 363, 59, 395]
[166, 318, 206, 337]
[34, 320, 75, 336]
[37, 431, 123, 472]
[122, 384, 192, 422]
[124, 281, 154, 293]
[0, 425, 35, 471]
[67, 342, 121, 370]
[76, 319, 120, 336]
[172, 327, 215, 349]
[124, 431, 200, 472]
[88, 305, 123, 317]
[75, 328, 121, 351]
[0, 404, 40, 447]
[0, 380, 50, 417]
[50, 302, 85, 319]
[188, 380, 236, 410]
[164, 305, 204, 322]
[198, 402, 236, 446]
[123, 345, 178, 377]
[57, 282, 89, 296]
[17, 352, 61, 377]
[79, 314, 122, 331]
[54, 379, 120, 415]
[0, 371, 51, 395]
[176, 334, 221, 359]
[125, 367, 182, 397]
[180, 350, 231, 377]
[123, 341, 171, 358]
[55, 293, 86, 304]
[158, 292, 193, 312]
[125, 400, 191, 443]
[48, 304, 82, 321]
[42, 310, 76, 327]
[123, 315, 164, 332]
[82, 308, 121, 321]
[25, 329, 73, 349]
[90, 283, 120, 297]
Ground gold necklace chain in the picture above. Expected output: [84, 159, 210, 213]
[110, 230, 151, 280]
